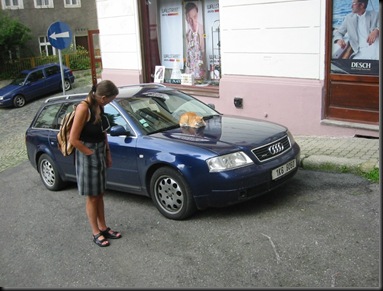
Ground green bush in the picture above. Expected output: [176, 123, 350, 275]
[68, 45, 91, 70]
[0, 45, 91, 80]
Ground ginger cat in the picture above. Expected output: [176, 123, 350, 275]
[179, 111, 206, 128]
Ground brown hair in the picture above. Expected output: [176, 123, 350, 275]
[87, 80, 119, 123]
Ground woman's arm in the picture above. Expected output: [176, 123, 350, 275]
[69, 102, 93, 155]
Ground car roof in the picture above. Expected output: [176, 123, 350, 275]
[44, 83, 168, 105]
[21, 63, 65, 74]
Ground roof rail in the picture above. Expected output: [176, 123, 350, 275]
[45, 92, 88, 103]
[118, 83, 167, 89]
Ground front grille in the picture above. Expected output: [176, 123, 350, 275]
[252, 135, 291, 162]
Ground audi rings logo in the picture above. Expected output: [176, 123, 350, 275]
[268, 142, 284, 155]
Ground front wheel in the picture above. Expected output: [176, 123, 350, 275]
[13, 95, 26, 108]
[38, 154, 66, 191]
[150, 167, 197, 220]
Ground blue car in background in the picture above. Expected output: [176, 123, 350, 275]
[0, 63, 75, 108]
[25, 84, 300, 220]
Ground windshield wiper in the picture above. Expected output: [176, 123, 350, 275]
[149, 124, 180, 134]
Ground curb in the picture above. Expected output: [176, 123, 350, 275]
[300, 154, 379, 174]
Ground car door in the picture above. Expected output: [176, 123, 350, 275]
[44, 65, 61, 93]
[103, 104, 142, 193]
[24, 69, 46, 100]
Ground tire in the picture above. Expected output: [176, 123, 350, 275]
[13, 95, 26, 108]
[38, 154, 66, 191]
[63, 79, 72, 91]
[150, 167, 197, 220]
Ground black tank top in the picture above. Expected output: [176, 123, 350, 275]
[80, 105, 110, 143]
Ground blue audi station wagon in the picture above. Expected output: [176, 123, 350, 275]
[25, 84, 300, 220]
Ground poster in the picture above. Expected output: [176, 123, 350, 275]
[159, 0, 184, 69]
[204, 0, 220, 80]
[154, 65, 165, 83]
[184, 0, 206, 80]
[331, 0, 379, 75]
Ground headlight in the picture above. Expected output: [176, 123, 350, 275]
[206, 151, 254, 172]
[287, 130, 296, 144]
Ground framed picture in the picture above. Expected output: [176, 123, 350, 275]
[154, 66, 165, 83]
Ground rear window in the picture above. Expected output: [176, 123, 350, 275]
[45, 65, 60, 77]
[33, 102, 77, 129]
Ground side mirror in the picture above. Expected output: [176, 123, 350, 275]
[207, 103, 215, 109]
[109, 125, 131, 136]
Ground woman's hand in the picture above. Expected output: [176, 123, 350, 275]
[106, 150, 112, 168]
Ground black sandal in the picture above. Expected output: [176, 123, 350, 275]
[93, 232, 110, 247]
[101, 227, 122, 239]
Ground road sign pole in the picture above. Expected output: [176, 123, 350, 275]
[58, 49, 65, 95]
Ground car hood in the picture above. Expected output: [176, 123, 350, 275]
[156, 115, 288, 155]
[0, 84, 20, 96]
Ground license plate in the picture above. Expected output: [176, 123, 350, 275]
[272, 159, 296, 180]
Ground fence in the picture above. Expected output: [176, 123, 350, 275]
[0, 53, 95, 80]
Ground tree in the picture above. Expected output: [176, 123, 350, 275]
[0, 10, 31, 63]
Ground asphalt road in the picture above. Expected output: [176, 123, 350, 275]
[0, 163, 379, 288]
[0, 79, 380, 288]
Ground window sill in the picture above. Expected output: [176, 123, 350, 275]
[164, 83, 219, 98]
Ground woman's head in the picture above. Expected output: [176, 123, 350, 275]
[89, 80, 119, 106]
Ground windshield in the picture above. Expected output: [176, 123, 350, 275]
[10, 72, 28, 85]
[115, 89, 220, 134]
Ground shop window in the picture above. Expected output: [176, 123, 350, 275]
[147, 0, 220, 86]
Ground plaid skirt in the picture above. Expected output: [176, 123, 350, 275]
[75, 141, 106, 196]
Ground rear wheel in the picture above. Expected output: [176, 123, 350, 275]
[62, 79, 72, 91]
[13, 95, 26, 108]
[150, 167, 197, 220]
[38, 154, 66, 191]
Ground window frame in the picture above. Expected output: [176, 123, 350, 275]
[64, 0, 81, 8]
[1, 0, 24, 9]
[39, 36, 57, 56]
[34, 0, 53, 8]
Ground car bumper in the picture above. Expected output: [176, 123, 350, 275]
[193, 147, 301, 210]
[0, 99, 13, 108]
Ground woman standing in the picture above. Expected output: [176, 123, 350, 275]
[70, 80, 121, 247]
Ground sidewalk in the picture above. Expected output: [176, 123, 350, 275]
[295, 135, 380, 174]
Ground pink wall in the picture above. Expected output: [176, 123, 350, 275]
[102, 69, 379, 138]
[196, 75, 379, 138]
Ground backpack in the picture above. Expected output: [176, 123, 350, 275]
[57, 101, 88, 156]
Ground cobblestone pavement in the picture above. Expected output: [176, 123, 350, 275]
[0, 71, 91, 172]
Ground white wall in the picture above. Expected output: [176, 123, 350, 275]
[96, 0, 141, 71]
[219, 0, 325, 80]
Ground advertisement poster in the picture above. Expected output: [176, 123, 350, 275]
[331, 0, 379, 75]
[159, 0, 184, 69]
[204, 0, 220, 80]
[184, 0, 206, 80]
[154, 65, 165, 83]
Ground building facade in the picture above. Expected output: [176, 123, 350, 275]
[1, 0, 97, 57]
[95, 0, 379, 137]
